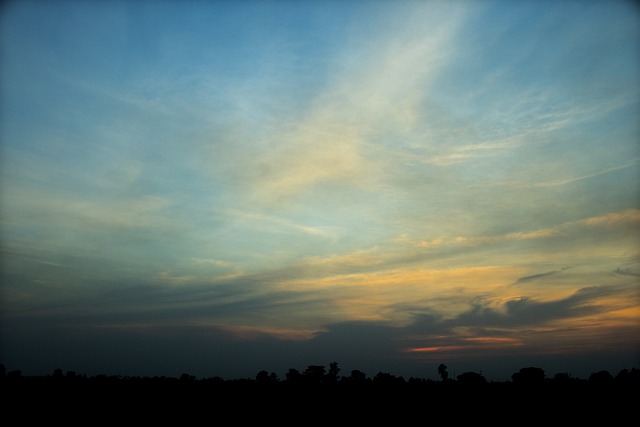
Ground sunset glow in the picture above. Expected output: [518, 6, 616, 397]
[1, 0, 638, 381]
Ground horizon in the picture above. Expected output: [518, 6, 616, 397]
[1, 0, 639, 384]
[3, 359, 637, 383]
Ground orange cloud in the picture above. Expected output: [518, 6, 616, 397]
[405, 346, 465, 353]
[461, 337, 522, 344]
[215, 324, 322, 341]
[404, 336, 522, 353]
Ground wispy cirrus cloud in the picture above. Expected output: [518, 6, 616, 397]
[199, 3, 470, 207]
[1, 0, 638, 381]
[213, 209, 339, 241]
[533, 158, 640, 188]
[411, 209, 640, 249]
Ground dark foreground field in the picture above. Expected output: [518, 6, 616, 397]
[2, 364, 638, 423]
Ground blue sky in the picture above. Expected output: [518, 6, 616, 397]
[1, 0, 639, 381]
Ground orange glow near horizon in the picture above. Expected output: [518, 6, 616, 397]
[405, 346, 466, 353]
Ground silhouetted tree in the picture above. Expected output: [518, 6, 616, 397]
[512, 367, 545, 384]
[553, 372, 574, 383]
[204, 376, 225, 385]
[456, 371, 487, 385]
[7, 370, 22, 380]
[179, 373, 196, 382]
[345, 369, 368, 385]
[589, 370, 613, 384]
[255, 370, 278, 384]
[373, 371, 405, 386]
[303, 365, 326, 384]
[438, 363, 449, 381]
[326, 362, 340, 384]
[615, 368, 630, 381]
[256, 370, 271, 384]
[285, 368, 303, 384]
[614, 368, 640, 385]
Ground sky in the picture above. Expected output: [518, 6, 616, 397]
[1, 0, 639, 382]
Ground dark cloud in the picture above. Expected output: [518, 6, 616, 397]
[0, 319, 417, 380]
[3, 276, 337, 330]
[306, 321, 406, 372]
[614, 258, 640, 277]
[0, 322, 307, 379]
[392, 285, 634, 347]
[2, 272, 636, 382]
[615, 267, 640, 277]
[447, 285, 622, 329]
[2, 294, 638, 382]
[515, 270, 561, 284]
[515, 266, 573, 284]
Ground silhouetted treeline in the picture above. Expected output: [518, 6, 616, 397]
[2, 361, 638, 388]
[2, 362, 638, 423]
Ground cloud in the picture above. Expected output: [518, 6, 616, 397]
[411, 209, 640, 250]
[212, 324, 320, 341]
[614, 258, 640, 277]
[303, 247, 385, 269]
[577, 209, 640, 228]
[396, 283, 638, 370]
[5, 204, 636, 339]
[515, 267, 572, 284]
[198, 1, 470, 207]
[404, 336, 523, 354]
[214, 209, 339, 241]
[449, 284, 634, 330]
[532, 158, 640, 188]
[3, 186, 175, 231]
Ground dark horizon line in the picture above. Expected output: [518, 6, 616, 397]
[2, 362, 639, 385]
